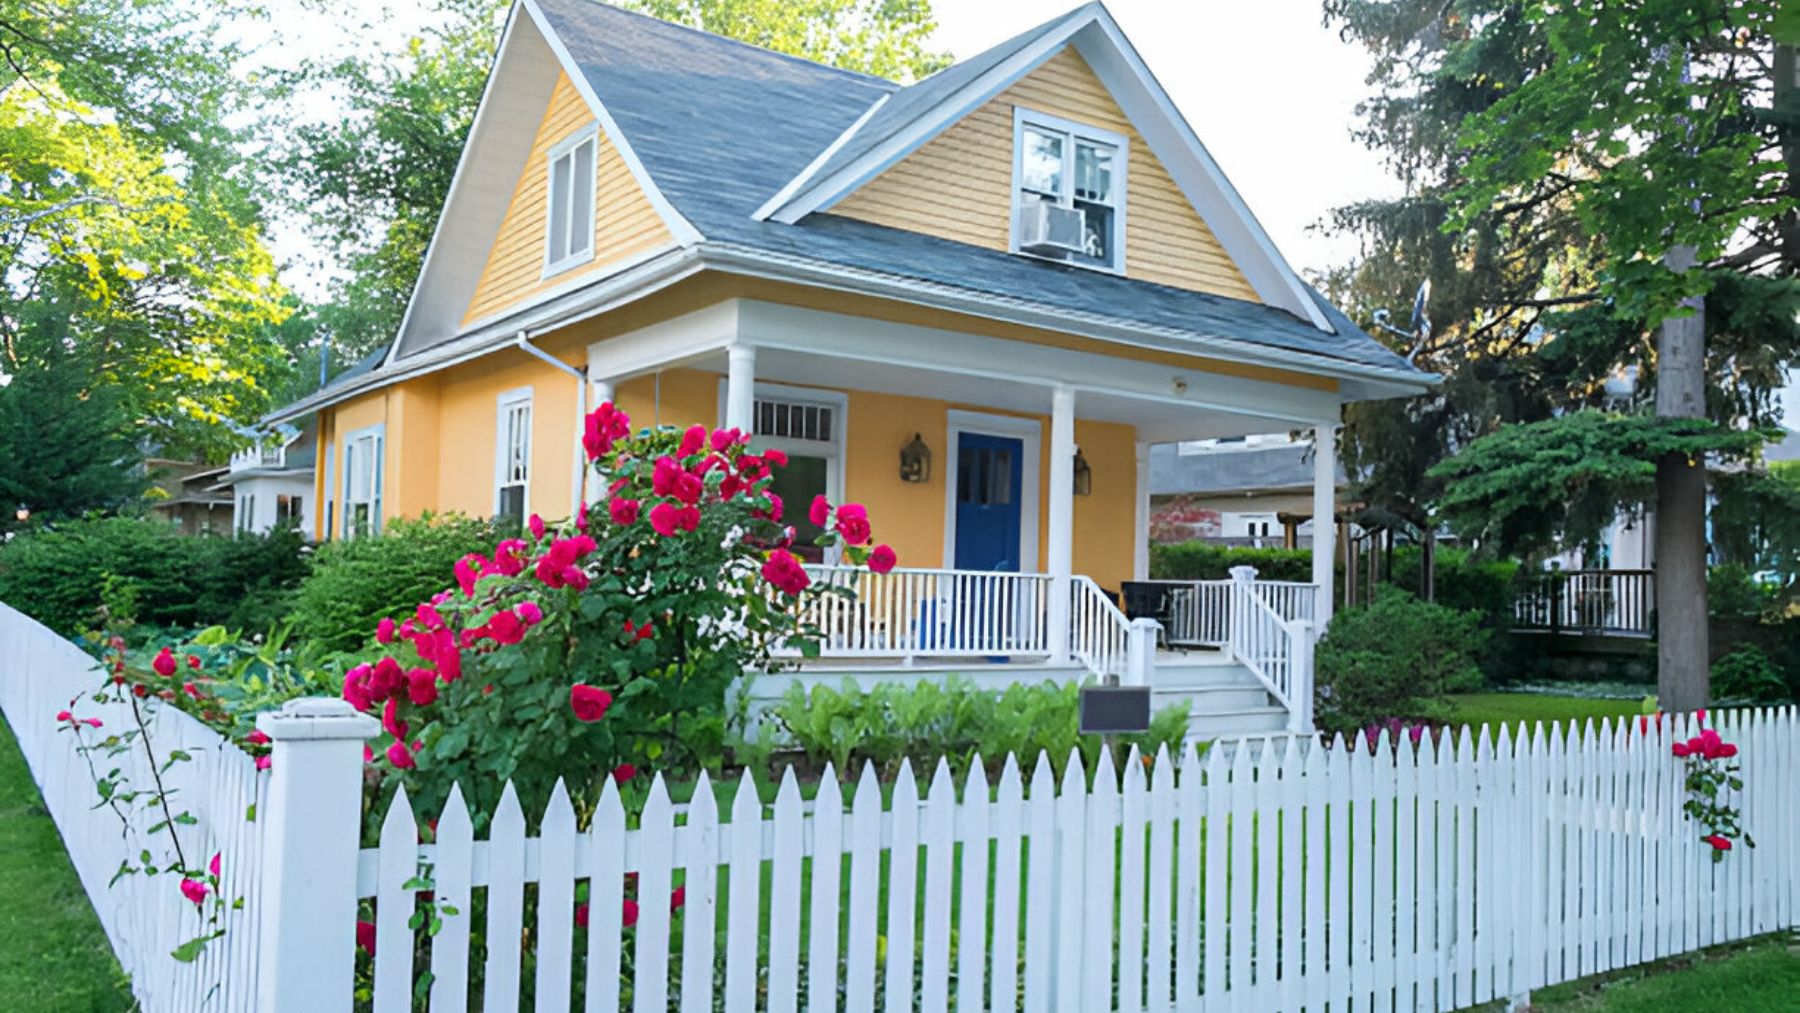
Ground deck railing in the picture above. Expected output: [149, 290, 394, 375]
[786, 566, 1156, 685]
[1513, 569, 1654, 638]
[1131, 576, 1315, 649]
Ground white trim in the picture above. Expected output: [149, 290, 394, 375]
[766, 9, 1086, 225]
[717, 380, 849, 561]
[942, 409, 1041, 573]
[751, 93, 892, 221]
[520, 0, 702, 246]
[542, 124, 600, 277]
[1009, 105, 1129, 276]
[385, 1, 528, 368]
[340, 423, 386, 540]
[493, 386, 534, 521]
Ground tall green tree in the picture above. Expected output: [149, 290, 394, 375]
[1326, 0, 1796, 709]
[0, 332, 144, 530]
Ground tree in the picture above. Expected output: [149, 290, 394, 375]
[628, 0, 950, 80]
[0, 332, 144, 529]
[1326, 0, 1796, 710]
[0, 0, 292, 460]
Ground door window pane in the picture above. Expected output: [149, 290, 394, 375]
[768, 454, 829, 562]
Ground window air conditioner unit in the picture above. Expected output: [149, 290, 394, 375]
[1018, 201, 1086, 255]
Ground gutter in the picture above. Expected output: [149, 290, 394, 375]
[512, 331, 588, 520]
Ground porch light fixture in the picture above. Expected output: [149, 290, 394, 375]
[899, 432, 932, 484]
[1072, 449, 1093, 497]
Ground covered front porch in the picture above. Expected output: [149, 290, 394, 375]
[585, 296, 1351, 735]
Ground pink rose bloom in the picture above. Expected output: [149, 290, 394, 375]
[382, 698, 408, 742]
[55, 709, 72, 722]
[180, 878, 208, 907]
[209, 852, 221, 877]
[709, 427, 742, 452]
[763, 447, 788, 467]
[755, 492, 783, 523]
[761, 549, 812, 596]
[528, 513, 546, 540]
[246, 729, 270, 745]
[868, 544, 897, 574]
[487, 609, 525, 646]
[356, 920, 377, 955]
[652, 456, 682, 497]
[808, 494, 831, 527]
[492, 539, 528, 576]
[517, 601, 544, 626]
[376, 617, 396, 644]
[385, 741, 416, 770]
[153, 647, 177, 677]
[835, 503, 872, 546]
[613, 763, 637, 784]
[82, 717, 102, 729]
[570, 684, 613, 723]
[186, 654, 201, 670]
[649, 501, 682, 536]
[406, 669, 439, 707]
[256, 755, 271, 771]
[609, 497, 640, 525]
[679, 424, 707, 458]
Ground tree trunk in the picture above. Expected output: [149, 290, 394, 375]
[1654, 244, 1709, 712]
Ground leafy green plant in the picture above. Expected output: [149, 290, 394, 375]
[770, 676, 1190, 780]
[1314, 588, 1488, 735]
[1710, 644, 1790, 704]
[286, 514, 501, 654]
[1148, 542, 1313, 582]
[0, 516, 308, 635]
[1708, 564, 1773, 619]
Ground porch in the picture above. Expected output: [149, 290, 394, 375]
[586, 297, 1363, 737]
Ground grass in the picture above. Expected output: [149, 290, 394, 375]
[0, 715, 135, 1012]
[1482, 935, 1800, 1011]
[1443, 692, 1643, 731]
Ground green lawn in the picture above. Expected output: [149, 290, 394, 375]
[0, 716, 134, 1012]
[1494, 935, 1800, 1011]
[1443, 692, 1643, 731]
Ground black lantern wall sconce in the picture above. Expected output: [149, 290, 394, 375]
[1072, 448, 1093, 496]
[899, 433, 932, 483]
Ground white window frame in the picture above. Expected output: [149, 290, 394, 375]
[340, 423, 385, 540]
[493, 386, 534, 522]
[716, 381, 848, 559]
[1009, 106, 1129, 275]
[543, 124, 600, 278]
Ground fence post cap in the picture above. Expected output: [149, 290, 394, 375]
[1128, 616, 1163, 632]
[256, 697, 380, 742]
[1228, 565, 1258, 582]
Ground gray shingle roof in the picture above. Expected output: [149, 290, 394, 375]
[1150, 441, 1349, 497]
[532, 0, 1420, 378]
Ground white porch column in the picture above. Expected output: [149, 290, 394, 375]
[725, 344, 756, 434]
[1047, 384, 1076, 662]
[1133, 440, 1151, 581]
[1312, 424, 1338, 630]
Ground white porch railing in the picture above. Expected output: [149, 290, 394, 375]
[1225, 566, 1314, 731]
[787, 566, 1157, 685]
[1139, 576, 1315, 648]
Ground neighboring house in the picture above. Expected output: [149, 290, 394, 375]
[1149, 434, 1350, 548]
[268, 0, 1432, 737]
[210, 424, 317, 536]
[144, 459, 232, 535]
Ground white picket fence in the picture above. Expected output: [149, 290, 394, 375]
[0, 603, 268, 1011]
[7, 596, 1800, 1012]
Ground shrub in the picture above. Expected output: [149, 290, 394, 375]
[1709, 563, 1772, 619]
[0, 516, 308, 635]
[1711, 643, 1791, 704]
[286, 514, 501, 654]
[770, 676, 1191, 780]
[1149, 542, 1313, 582]
[1314, 588, 1487, 735]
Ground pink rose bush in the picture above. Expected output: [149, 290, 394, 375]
[316, 403, 897, 824]
[1651, 709, 1754, 861]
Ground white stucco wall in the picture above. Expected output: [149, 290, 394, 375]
[231, 474, 315, 536]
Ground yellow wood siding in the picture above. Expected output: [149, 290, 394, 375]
[833, 47, 1260, 302]
[461, 71, 674, 326]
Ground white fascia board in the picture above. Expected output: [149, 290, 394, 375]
[264, 247, 704, 426]
[387, 1, 532, 367]
[733, 299, 1344, 426]
[584, 301, 742, 382]
[1072, 18, 1332, 331]
[764, 12, 1097, 224]
[698, 243, 1433, 392]
[521, 0, 702, 247]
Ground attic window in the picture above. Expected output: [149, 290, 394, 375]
[1011, 108, 1127, 273]
[545, 126, 598, 275]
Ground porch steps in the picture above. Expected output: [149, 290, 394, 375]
[1151, 654, 1291, 741]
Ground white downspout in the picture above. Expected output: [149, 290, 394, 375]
[514, 331, 586, 521]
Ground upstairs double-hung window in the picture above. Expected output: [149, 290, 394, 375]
[1013, 110, 1127, 272]
[545, 126, 597, 275]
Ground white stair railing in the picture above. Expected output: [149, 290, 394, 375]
[1226, 566, 1314, 732]
[1069, 576, 1157, 685]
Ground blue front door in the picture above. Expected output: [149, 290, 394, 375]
[954, 432, 1024, 572]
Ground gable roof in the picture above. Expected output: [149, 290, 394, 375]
[273, 0, 1428, 424]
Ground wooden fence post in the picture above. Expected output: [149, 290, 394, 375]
[253, 698, 379, 1012]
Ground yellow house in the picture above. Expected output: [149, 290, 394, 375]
[270, 0, 1431, 737]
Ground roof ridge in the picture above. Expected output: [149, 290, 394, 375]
[558, 0, 900, 87]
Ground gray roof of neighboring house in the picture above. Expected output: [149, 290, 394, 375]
[531, 0, 1420, 375]
[1149, 440, 1348, 497]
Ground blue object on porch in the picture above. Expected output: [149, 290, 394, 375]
[954, 432, 1023, 572]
